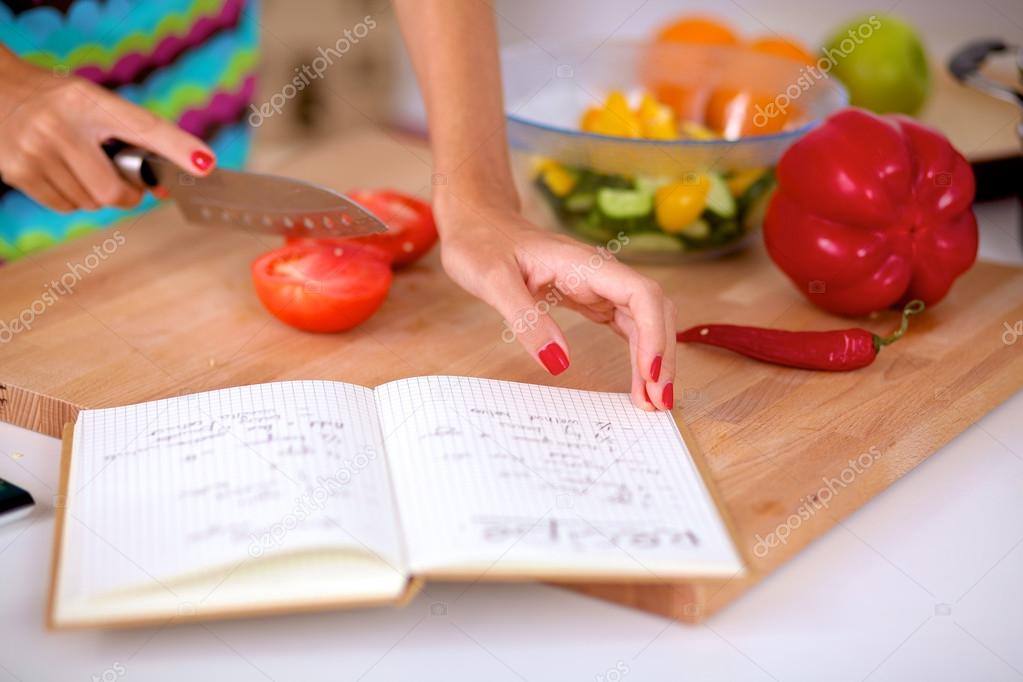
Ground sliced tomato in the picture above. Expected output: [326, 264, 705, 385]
[251, 242, 392, 333]
[288, 189, 437, 268]
[350, 189, 437, 266]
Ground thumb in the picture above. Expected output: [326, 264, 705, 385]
[489, 272, 571, 376]
[97, 92, 216, 178]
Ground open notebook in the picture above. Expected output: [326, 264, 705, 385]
[50, 376, 744, 628]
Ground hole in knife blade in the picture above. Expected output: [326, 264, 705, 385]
[283, 217, 294, 229]
[303, 217, 315, 229]
[261, 216, 272, 227]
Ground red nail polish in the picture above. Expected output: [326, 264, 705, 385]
[662, 383, 674, 409]
[538, 342, 569, 376]
[191, 150, 214, 172]
[650, 355, 662, 382]
[152, 186, 169, 200]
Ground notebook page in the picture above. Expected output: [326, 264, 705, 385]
[62, 381, 406, 600]
[374, 376, 742, 578]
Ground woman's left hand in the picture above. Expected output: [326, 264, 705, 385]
[436, 199, 677, 411]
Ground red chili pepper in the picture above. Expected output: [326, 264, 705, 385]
[677, 301, 925, 371]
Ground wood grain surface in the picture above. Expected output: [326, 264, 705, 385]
[1, 129, 1021, 622]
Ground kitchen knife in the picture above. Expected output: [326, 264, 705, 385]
[106, 145, 388, 239]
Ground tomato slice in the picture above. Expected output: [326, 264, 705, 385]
[349, 189, 437, 266]
[251, 242, 392, 333]
[288, 189, 438, 268]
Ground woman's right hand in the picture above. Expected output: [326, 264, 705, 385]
[0, 47, 216, 213]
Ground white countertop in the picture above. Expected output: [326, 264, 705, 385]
[1, 198, 1020, 681]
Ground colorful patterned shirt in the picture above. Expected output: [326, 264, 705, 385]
[0, 0, 258, 261]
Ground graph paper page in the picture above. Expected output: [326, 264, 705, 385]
[63, 381, 406, 598]
[374, 376, 742, 578]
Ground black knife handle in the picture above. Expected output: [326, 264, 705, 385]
[102, 141, 160, 188]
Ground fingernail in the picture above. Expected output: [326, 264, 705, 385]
[650, 355, 662, 382]
[191, 150, 214, 172]
[152, 186, 169, 200]
[537, 342, 569, 376]
[662, 382, 674, 409]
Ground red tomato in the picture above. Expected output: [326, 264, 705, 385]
[656, 16, 739, 45]
[347, 189, 437, 267]
[705, 88, 791, 138]
[289, 190, 437, 268]
[251, 242, 392, 333]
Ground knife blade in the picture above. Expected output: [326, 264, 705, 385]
[107, 145, 388, 239]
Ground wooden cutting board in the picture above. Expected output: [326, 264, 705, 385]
[1, 130, 1021, 622]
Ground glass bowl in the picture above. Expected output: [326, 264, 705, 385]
[502, 41, 848, 263]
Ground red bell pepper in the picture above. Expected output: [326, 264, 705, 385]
[764, 108, 978, 316]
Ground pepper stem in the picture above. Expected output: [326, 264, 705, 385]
[874, 299, 926, 351]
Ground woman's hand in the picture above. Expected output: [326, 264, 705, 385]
[437, 199, 677, 411]
[393, 1, 676, 410]
[0, 47, 215, 213]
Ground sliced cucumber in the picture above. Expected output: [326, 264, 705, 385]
[707, 220, 740, 245]
[737, 169, 776, 210]
[619, 232, 684, 254]
[597, 187, 653, 220]
[634, 175, 671, 198]
[743, 185, 775, 232]
[680, 218, 711, 240]
[705, 173, 737, 218]
[564, 192, 595, 213]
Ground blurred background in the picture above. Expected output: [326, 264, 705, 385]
[252, 0, 1021, 151]
[249, 0, 1021, 262]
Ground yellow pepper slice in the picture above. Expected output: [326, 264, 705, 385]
[679, 120, 719, 141]
[580, 92, 643, 137]
[605, 91, 632, 118]
[654, 176, 711, 233]
[541, 163, 577, 197]
[725, 167, 768, 196]
[636, 94, 678, 140]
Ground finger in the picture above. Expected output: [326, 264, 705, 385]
[0, 148, 74, 212]
[588, 263, 668, 389]
[95, 92, 216, 177]
[44, 158, 99, 211]
[62, 137, 144, 208]
[615, 312, 655, 411]
[486, 267, 571, 376]
[17, 176, 75, 213]
[645, 298, 678, 411]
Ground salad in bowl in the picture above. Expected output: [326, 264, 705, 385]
[503, 38, 847, 262]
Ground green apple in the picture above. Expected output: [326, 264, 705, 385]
[823, 14, 930, 115]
